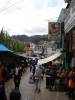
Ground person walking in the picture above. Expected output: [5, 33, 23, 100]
[45, 68, 50, 89]
[10, 88, 21, 100]
[32, 59, 37, 82]
[67, 67, 75, 98]
[35, 64, 43, 93]
[14, 66, 22, 89]
[0, 62, 7, 100]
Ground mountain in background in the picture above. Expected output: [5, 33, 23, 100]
[12, 34, 49, 44]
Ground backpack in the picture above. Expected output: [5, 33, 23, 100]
[35, 66, 42, 77]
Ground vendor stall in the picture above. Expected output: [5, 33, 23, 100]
[38, 52, 62, 65]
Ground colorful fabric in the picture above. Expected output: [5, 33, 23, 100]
[68, 79, 75, 88]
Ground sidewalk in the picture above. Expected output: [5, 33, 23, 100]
[5, 68, 69, 100]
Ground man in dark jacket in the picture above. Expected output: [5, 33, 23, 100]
[0, 62, 7, 100]
[14, 66, 22, 89]
[10, 88, 21, 100]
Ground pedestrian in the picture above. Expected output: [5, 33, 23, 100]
[45, 68, 50, 89]
[14, 65, 22, 89]
[59, 68, 66, 91]
[18, 66, 22, 77]
[0, 86, 7, 100]
[32, 59, 37, 82]
[49, 67, 57, 91]
[35, 64, 43, 93]
[41, 64, 45, 80]
[0, 62, 7, 100]
[45, 61, 53, 90]
[30, 65, 32, 72]
[10, 88, 21, 100]
[29, 59, 32, 72]
[67, 67, 75, 98]
[32, 65, 36, 82]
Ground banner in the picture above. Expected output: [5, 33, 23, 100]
[48, 22, 61, 41]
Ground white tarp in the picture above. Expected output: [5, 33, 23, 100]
[38, 52, 62, 65]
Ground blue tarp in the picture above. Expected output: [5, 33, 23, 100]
[0, 44, 14, 61]
[0, 44, 13, 52]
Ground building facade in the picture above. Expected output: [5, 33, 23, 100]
[58, 8, 66, 68]
[64, 0, 75, 68]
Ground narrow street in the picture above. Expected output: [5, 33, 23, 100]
[0, 0, 75, 100]
[5, 68, 69, 100]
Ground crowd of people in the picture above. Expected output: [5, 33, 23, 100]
[28, 58, 44, 93]
[28, 58, 75, 98]
[45, 61, 75, 99]
[0, 58, 75, 100]
[0, 61, 27, 100]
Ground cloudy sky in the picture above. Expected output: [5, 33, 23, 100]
[0, 0, 66, 36]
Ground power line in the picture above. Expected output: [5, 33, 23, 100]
[0, 0, 24, 13]
[0, 0, 59, 22]
[1, 0, 33, 15]
[0, 0, 10, 9]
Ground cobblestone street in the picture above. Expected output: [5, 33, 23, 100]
[5, 68, 69, 100]
[0, 0, 75, 100]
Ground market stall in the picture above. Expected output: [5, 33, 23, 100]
[38, 52, 62, 65]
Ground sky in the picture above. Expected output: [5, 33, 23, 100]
[0, 0, 66, 36]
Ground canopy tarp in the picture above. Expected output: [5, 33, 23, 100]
[0, 44, 13, 52]
[38, 52, 62, 65]
[52, 60, 62, 64]
[0, 44, 27, 67]
[0, 43, 15, 61]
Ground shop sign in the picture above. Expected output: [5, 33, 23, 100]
[48, 22, 61, 41]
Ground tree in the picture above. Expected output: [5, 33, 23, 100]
[0, 28, 25, 53]
[0, 28, 5, 43]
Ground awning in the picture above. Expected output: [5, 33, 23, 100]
[0, 44, 13, 52]
[0, 44, 15, 61]
[38, 52, 62, 65]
